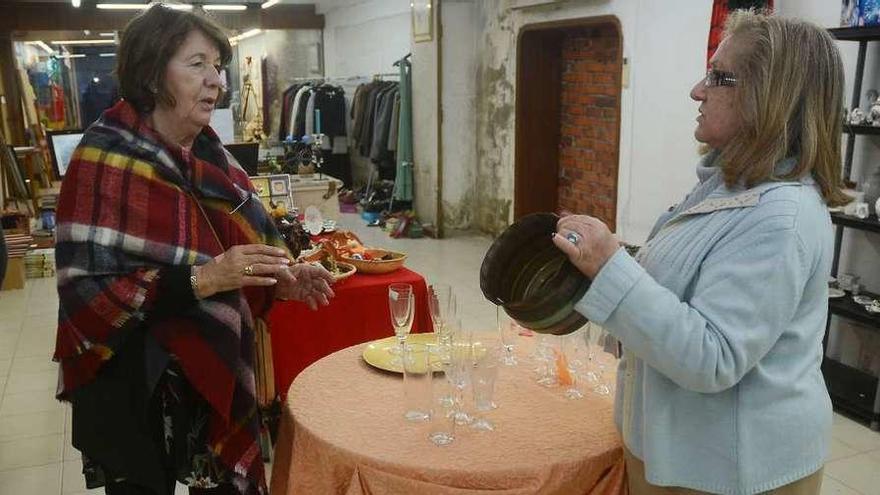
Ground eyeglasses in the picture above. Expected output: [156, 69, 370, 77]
[703, 68, 737, 88]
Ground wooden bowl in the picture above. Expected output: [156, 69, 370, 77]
[340, 249, 407, 274]
[332, 261, 357, 282]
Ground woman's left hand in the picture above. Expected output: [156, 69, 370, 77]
[275, 263, 336, 310]
[552, 214, 620, 279]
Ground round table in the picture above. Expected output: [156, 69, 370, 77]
[270, 338, 625, 495]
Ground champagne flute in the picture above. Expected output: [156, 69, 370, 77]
[429, 283, 456, 346]
[496, 306, 518, 366]
[388, 283, 415, 365]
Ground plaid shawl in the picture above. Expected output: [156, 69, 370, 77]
[54, 100, 282, 494]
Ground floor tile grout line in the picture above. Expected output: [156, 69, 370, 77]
[823, 471, 868, 495]
[0, 457, 65, 474]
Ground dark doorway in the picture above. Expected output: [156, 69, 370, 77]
[514, 17, 623, 232]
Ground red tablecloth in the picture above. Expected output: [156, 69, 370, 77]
[268, 267, 433, 398]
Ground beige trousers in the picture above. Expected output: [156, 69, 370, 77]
[624, 448, 824, 495]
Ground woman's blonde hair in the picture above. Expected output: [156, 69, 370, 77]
[718, 10, 849, 206]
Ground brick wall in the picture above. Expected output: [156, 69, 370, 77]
[558, 25, 621, 232]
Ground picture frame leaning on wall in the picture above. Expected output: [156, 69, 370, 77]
[412, 0, 433, 43]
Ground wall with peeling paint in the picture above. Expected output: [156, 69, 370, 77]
[468, 0, 715, 242]
[440, 0, 480, 231]
[412, 4, 441, 230]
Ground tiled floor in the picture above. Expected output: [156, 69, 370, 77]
[0, 213, 878, 494]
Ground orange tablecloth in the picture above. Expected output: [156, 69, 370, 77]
[268, 268, 432, 398]
[270, 339, 626, 495]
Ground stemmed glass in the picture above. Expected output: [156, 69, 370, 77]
[444, 320, 473, 426]
[590, 325, 620, 396]
[469, 344, 499, 431]
[496, 307, 518, 366]
[583, 323, 601, 385]
[388, 283, 415, 366]
[561, 329, 589, 400]
[429, 284, 456, 346]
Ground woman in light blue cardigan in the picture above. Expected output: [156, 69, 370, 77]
[553, 11, 850, 495]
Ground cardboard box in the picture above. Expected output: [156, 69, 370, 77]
[2, 257, 26, 290]
[291, 174, 344, 221]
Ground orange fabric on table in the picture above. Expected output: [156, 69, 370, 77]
[268, 267, 433, 398]
[270, 338, 626, 495]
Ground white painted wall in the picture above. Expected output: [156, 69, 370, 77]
[319, 0, 411, 79]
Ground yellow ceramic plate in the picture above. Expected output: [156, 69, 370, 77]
[362, 333, 442, 373]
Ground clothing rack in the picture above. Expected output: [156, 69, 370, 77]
[285, 73, 400, 86]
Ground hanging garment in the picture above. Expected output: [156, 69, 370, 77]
[388, 91, 400, 152]
[304, 90, 317, 136]
[288, 85, 311, 139]
[394, 58, 414, 202]
[278, 85, 300, 140]
[358, 83, 385, 156]
[314, 86, 347, 137]
[371, 87, 397, 162]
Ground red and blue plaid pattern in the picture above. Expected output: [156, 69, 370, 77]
[54, 100, 282, 494]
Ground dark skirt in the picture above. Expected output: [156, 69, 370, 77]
[70, 332, 243, 494]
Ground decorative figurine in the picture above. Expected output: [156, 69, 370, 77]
[850, 107, 868, 125]
[867, 89, 880, 126]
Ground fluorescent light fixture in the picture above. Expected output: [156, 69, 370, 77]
[96, 3, 149, 8]
[203, 4, 247, 11]
[229, 28, 262, 43]
[99, 53, 117, 57]
[99, 32, 116, 37]
[97, 3, 193, 10]
[261, 0, 280, 8]
[25, 41, 56, 55]
[56, 54, 86, 59]
[51, 39, 117, 45]
[72, 0, 82, 7]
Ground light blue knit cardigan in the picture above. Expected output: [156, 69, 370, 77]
[575, 152, 833, 494]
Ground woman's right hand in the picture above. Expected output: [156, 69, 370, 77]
[192, 244, 290, 299]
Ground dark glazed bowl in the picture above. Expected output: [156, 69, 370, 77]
[480, 212, 590, 335]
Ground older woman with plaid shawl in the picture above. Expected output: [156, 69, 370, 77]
[52, 6, 335, 495]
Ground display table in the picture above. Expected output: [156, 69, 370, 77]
[270, 339, 626, 495]
[268, 267, 433, 398]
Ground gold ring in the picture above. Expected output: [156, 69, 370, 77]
[243, 265, 254, 276]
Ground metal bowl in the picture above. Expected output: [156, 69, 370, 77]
[480, 212, 590, 335]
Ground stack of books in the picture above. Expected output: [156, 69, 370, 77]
[24, 248, 55, 279]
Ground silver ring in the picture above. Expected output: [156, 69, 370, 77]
[565, 232, 581, 245]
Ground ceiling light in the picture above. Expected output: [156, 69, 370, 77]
[51, 39, 116, 45]
[99, 32, 116, 37]
[229, 28, 262, 43]
[25, 41, 56, 56]
[56, 54, 86, 59]
[96, 3, 193, 10]
[96, 3, 149, 9]
[261, 0, 280, 8]
[99, 53, 117, 57]
[72, 0, 81, 7]
[203, 4, 248, 11]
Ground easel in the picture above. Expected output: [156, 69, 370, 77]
[240, 56, 265, 142]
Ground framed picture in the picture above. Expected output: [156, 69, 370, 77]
[412, 0, 433, 43]
[259, 196, 273, 211]
[269, 175, 291, 196]
[270, 195, 291, 210]
[250, 177, 270, 197]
